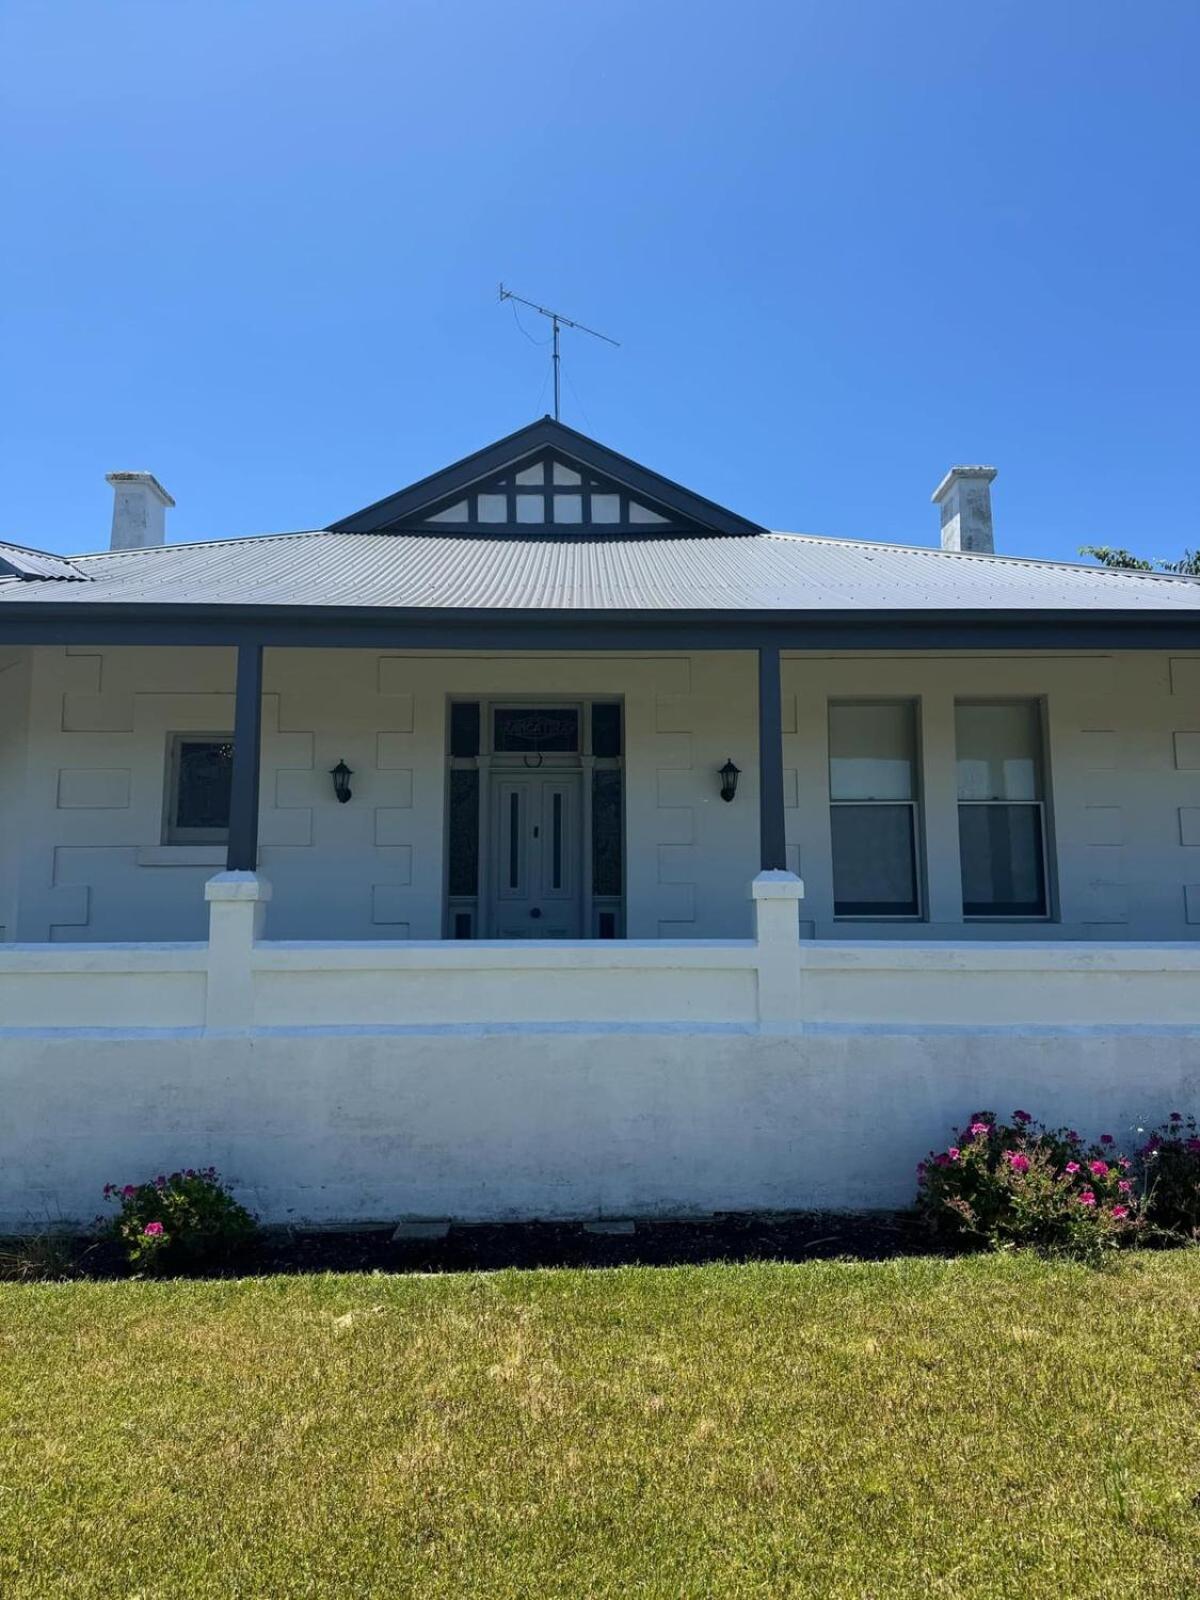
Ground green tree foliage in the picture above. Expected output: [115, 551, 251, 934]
[1082, 545, 1200, 575]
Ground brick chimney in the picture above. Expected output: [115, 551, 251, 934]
[932, 466, 997, 554]
[106, 471, 174, 550]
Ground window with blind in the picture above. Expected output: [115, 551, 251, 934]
[955, 701, 1049, 918]
[828, 701, 920, 917]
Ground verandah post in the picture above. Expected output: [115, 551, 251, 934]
[757, 642, 787, 871]
[227, 641, 263, 872]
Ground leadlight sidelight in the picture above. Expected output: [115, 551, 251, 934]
[591, 701, 622, 758]
[447, 770, 480, 897]
[592, 768, 623, 898]
[493, 706, 579, 753]
[449, 701, 481, 758]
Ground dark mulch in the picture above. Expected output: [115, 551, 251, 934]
[3, 1209, 954, 1281]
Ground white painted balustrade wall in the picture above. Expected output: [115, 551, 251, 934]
[1, 870, 1198, 1229]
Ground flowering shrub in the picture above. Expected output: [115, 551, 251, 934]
[103, 1167, 256, 1270]
[1136, 1113, 1200, 1239]
[917, 1110, 1140, 1261]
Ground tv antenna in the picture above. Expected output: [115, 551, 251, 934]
[499, 284, 619, 421]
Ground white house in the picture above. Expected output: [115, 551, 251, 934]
[2, 418, 1199, 1228]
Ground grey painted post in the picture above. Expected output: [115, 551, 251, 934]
[226, 643, 263, 872]
[758, 644, 787, 871]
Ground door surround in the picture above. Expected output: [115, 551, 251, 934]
[445, 697, 625, 939]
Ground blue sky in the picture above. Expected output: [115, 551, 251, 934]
[2, 0, 1197, 562]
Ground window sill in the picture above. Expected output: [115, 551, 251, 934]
[137, 845, 227, 868]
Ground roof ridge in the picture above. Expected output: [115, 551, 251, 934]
[766, 530, 1200, 583]
[69, 528, 330, 563]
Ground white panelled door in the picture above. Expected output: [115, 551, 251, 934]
[490, 773, 582, 937]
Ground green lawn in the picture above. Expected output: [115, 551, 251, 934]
[2, 1254, 1199, 1598]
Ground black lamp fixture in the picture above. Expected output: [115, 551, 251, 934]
[330, 759, 354, 804]
[718, 758, 741, 803]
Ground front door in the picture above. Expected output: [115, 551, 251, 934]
[490, 773, 582, 937]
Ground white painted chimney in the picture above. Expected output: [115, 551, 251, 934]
[106, 471, 175, 550]
[931, 465, 997, 554]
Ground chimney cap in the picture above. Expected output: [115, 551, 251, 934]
[105, 471, 175, 508]
[932, 465, 997, 504]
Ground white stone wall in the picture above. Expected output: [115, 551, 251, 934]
[1, 910, 1198, 1226]
[783, 651, 1200, 938]
[2, 645, 1200, 941]
[1, 646, 760, 941]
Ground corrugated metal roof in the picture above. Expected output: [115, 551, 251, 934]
[2, 527, 1198, 612]
[0, 541, 89, 583]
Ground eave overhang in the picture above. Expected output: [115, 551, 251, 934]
[1, 601, 1198, 652]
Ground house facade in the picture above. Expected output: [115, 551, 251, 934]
[2, 419, 1199, 1227]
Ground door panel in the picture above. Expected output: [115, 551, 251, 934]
[490, 774, 582, 937]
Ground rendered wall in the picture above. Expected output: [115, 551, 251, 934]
[2, 931, 1198, 1228]
[0, 650, 30, 941]
[3, 646, 760, 941]
[783, 651, 1200, 938]
[3, 645, 1200, 942]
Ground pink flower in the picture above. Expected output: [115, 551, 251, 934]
[143, 1221, 164, 1237]
[1089, 1160, 1109, 1177]
[154, 1174, 166, 1189]
[121, 1184, 136, 1199]
[916, 1161, 928, 1178]
[1187, 1139, 1200, 1155]
[969, 1122, 991, 1137]
[948, 1147, 960, 1162]
[1111, 1205, 1129, 1220]
[1100, 1134, 1114, 1146]
[1064, 1162, 1080, 1175]
[1007, 1152, 1031, 1174]
[1118, 1158, 1131, 1170]
[1013, 1110, 1032, 1125]
[1118, 1180, 1132, 1194]
[103, 1184, 114, 1198]
[1067, 1130, 1081, 1142]
[1077, 1190, 1096, 1207]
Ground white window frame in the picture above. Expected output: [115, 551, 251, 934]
[955, 699, 1053, 922]
[828, 699, 924, 921]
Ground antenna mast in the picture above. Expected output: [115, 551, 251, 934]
[499, 284, 619, 421]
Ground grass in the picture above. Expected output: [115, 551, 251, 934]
[2, 1253, 1199, 1598]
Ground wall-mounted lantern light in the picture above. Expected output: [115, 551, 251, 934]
[330, 759, 354, 804]
[718, 758, 741, 803]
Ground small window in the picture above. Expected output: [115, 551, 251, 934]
[166, 735, 233, 844]
[956, 702, 1049, 917]
[829, 702, 920, 917]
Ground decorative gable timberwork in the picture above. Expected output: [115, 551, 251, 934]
[421, 452, 677, 533]
[329, 417, 766, 539]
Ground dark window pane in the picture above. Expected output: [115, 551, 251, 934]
[447, 770, 479, 897]
[449, 701, 480, 758]
[598, 910, 617, 939]
[493, 707, 579, 753]
[453, 911, 473, 940]
[591, 702, 622, 757]
[959, 804, 1046, 917]
[175, 740, 233, 832]
[592, 769, 623, 897]
[831, 804, 917, 916]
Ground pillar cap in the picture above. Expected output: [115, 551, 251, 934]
[205, 870, 272, 903]
[750, 869, 805, 900]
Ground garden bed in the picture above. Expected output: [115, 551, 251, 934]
[5, 1207, 943, 1279]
